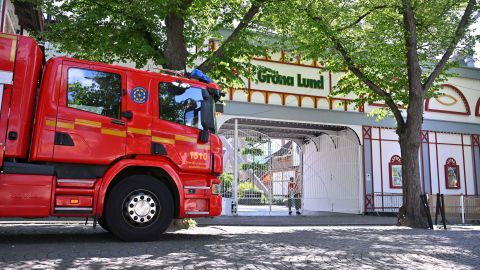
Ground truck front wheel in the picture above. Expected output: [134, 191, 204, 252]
[104, 175, 174, 241]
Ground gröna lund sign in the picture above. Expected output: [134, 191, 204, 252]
[257, 70, 324, 89]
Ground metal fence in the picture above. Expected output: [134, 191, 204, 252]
[219, 128, 362, 215]
[428, 194, 480, 224]
[368, 193, 480, 224]
[371, 192, 403, 213]
[219, 129, 301, 214]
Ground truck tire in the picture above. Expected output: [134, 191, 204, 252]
[97, 217, 110, 232]
[103, 175, 174, 241]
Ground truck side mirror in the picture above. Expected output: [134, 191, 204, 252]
[200, 100, 211, 130]
[215, 103, 224, 113]
[200, 100, 212, 143]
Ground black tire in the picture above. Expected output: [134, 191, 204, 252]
[97, 217, 110, 232]
[103, 175, 174, 241]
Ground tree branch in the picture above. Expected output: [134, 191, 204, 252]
[142, 29, 165, 59]
[402, 0, 423, 92]
[336, 5, 389, 31]
[422, 0, 477, 92]
[197, 0, 267, 72]
[180, 0, 195, 11]
[309, 14, 405, 128]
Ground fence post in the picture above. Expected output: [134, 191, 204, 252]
[460, 194, 465, 225]
[233, 119, 239, 216]
[420, 194, 434, 229]
[440, 194, 447, 230]
[435, 193, 440, 225]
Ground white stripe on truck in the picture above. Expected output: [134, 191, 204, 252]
[0, 71, 13, 84]
[0, 84, 3, 113]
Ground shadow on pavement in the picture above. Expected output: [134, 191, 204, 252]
[0, 224, 479, 269]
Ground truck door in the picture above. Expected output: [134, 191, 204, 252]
[125, 73, 153, 155]
[0, 34, 16, 162]
[52, 61, 127, 165]
[151, 82, 211, 173]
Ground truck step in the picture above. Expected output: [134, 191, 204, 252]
[56, 178, 96, 188]
[54, 179, 97, 215]
[54, 207, 93, 214]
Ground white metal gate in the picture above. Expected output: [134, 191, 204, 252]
[219, 129, 302, 215]
[219, 127, 362, 215]
[302, 134, 362, 214]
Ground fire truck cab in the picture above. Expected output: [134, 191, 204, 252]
[0, 33, 223, 241]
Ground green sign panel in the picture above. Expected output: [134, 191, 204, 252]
[257, 70, 324, 89]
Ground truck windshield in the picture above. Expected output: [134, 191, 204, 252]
[158, 83, 215, 132]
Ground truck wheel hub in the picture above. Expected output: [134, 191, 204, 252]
[125, 191, 158, 225]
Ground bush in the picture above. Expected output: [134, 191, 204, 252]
[238, 181, 261, 198]
[241, 148, 264, 156]
[220, 173, 233, 188]
[240, 162, 268, 172]
[220, 173, 234, 198]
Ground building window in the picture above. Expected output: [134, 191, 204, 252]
[158, 83, 204, 130]
[67, 68, 122, 119]
[389, 155, 402, 189]
[445, 157, 460, 189]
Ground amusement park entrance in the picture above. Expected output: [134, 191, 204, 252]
[218, 118, 363, 216]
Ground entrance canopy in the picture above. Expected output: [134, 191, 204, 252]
[219, 118, 351, 141]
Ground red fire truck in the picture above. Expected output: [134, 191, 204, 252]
[0, 33, 223, 241]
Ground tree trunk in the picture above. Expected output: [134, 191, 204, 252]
[397, 89, 429, 228]
[164, 13, 188, 70]
[397, 0, 429, 229]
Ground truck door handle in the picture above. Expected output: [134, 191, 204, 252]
[111, 119, 125, 125]
[122, 111, 133, 120]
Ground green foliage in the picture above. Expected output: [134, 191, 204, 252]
[237, 181, 261, 198]
[240, 162, 268, 172]
[264, 0, 475, 119]
[241, 147, 264, 156]
[244, 136, 269, 144]
[219, 172, 233, 187]
[33, 0, 283, 88]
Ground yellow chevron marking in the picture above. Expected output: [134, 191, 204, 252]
[45, 120, 56, 127]
[197, 144, 211, 150]
[152, 136, 175, 145]
[75, 119, 101, 128]
[175, 134, 197, 143]
[57, 121, 74, 129]
[128, 127, 151, 136]
[101, 128, 126, 137]
[0, 34, 17, 40]
[10, 40, 16, 62]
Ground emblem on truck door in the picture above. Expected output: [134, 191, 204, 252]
[130, 87, 148, 104]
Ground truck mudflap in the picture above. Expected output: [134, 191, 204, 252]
[210, 195, 222, 216]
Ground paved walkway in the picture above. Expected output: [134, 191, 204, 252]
[1, 223, 479, 269]
[196, 213, 397, 226]
[0, 213, 397, 227]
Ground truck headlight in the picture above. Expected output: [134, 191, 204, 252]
[211, 184, 221, 195]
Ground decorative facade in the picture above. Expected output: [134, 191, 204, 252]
[217, 45, 480, 214]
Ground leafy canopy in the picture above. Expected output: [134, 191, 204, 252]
[37, 0, 282, 88]
[265, 0, 476, 117]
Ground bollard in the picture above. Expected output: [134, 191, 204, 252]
[231, 201, 238, 216]
[460, 194, 465, 225]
